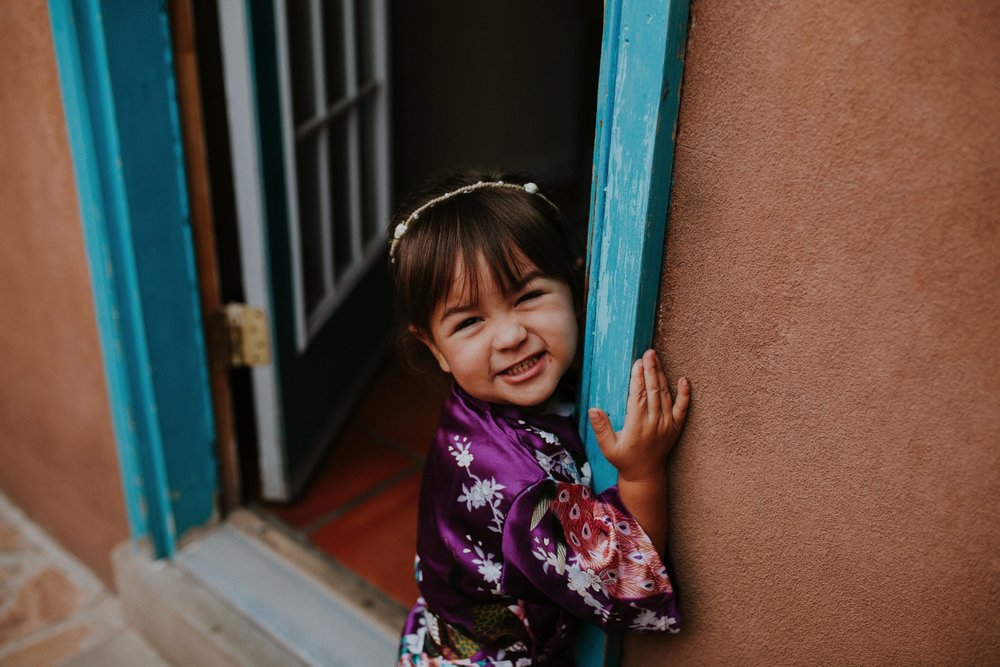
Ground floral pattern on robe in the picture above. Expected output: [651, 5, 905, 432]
[399, 384, 679, 666]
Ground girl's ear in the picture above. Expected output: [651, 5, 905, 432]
[409, 325, 451, 374]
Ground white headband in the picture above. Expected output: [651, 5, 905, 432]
[389, 180, 557, 261]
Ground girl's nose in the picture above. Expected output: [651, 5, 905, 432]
[493, 315, 527, 350]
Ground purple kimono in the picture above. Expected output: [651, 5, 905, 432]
[398, 384, 679, 666]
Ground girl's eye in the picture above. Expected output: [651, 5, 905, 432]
[518, 290, 544, 304]
[454, 317, 480, 332]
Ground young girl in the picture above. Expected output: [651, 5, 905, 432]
[390, 171, 690, 665]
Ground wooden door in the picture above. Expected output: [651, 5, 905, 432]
[218, 0, 393, 500]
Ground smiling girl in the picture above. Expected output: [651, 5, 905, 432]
[390, 171, 689, 666]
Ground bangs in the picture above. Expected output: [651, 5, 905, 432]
[436, 191, 546, 312]
[438, 244, 538, 316]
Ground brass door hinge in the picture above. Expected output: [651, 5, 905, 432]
[207, 304, 272, 369]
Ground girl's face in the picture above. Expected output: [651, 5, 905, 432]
[417, 255, 578, 408]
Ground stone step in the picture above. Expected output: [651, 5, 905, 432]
[114, 511, 401, 667]
[0, 491, 172, 666]
[64, 628, 173, 667]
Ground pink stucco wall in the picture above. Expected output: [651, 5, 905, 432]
[0, 0, 128, 584]
[639, 1, 1000, 663]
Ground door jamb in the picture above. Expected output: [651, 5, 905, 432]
[48, 0, 218, 558]
[577, 1, 691, 664]
[169, 0, 242, 512]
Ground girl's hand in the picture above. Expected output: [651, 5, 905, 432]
[587, 349, 690, 483]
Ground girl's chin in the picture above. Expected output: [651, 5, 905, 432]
[497, 380, 560, 410]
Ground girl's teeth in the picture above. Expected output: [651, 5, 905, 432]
[505, 354, 541, 376]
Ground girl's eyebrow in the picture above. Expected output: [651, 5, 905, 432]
[440, 300, 478, 321]
[439, 271, 545, 321]
[514, 271, 544, 289]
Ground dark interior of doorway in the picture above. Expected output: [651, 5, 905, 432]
[192, 0, 603, 614]
[262, 357, 449, 607]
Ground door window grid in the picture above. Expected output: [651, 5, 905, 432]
[276, 0, 390, 350]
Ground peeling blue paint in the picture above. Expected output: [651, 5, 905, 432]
[49, 0, 217, 558]
[577, 1, 690, 665]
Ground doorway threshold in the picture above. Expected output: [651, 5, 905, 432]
[259, 355, 447, 608]
[114, 510, 403, 666]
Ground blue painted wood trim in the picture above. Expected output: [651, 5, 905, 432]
[48, 0, 218, 557]
[577, 1, 690, 665]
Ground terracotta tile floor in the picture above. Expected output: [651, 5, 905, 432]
[263, 356, 449, 608]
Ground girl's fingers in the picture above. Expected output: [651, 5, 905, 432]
[630, 357, 644, 403]
[672, 377, 691, 427]
[642, 350, 662, 420]
[625, 359, 646, 414]
[624, 358, 644, 428]
[645, 350, 671, 409]
[588, 408, 617, 452]
[642, 350, 689, 429]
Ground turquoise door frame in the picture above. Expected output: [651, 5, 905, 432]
[48, 0, 217, 558]
[577, 1, 690, 665]
[48, 0, 689, 663]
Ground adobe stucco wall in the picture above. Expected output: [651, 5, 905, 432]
[0, 1, 128, 584]
[640, 1, 999, 664]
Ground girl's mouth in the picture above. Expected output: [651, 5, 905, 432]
[499, 353, 545, 380]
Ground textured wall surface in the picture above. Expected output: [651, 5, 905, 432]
[0, 0, 128, 584]
[637, 1, 999, 664]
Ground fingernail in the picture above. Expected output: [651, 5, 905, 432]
[680, 377, 689, 388]
[588, 408, 600, 419]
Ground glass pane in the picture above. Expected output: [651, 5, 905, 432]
[354, 0, 374, 86]
[328, 116, 353, 280]
[359, 96, 378, 245]
[322, 0, 348, 106]
[286, 1, 316, 125]
[296, 139, 324, 311]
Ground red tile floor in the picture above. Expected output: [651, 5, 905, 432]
[262, 356, 449, 608]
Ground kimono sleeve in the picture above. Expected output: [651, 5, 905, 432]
[500, 479, 681, 633]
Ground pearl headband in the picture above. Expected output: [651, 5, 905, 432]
[389, 180, 558, 262]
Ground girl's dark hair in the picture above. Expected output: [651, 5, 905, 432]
[389, 169, 582, 373]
